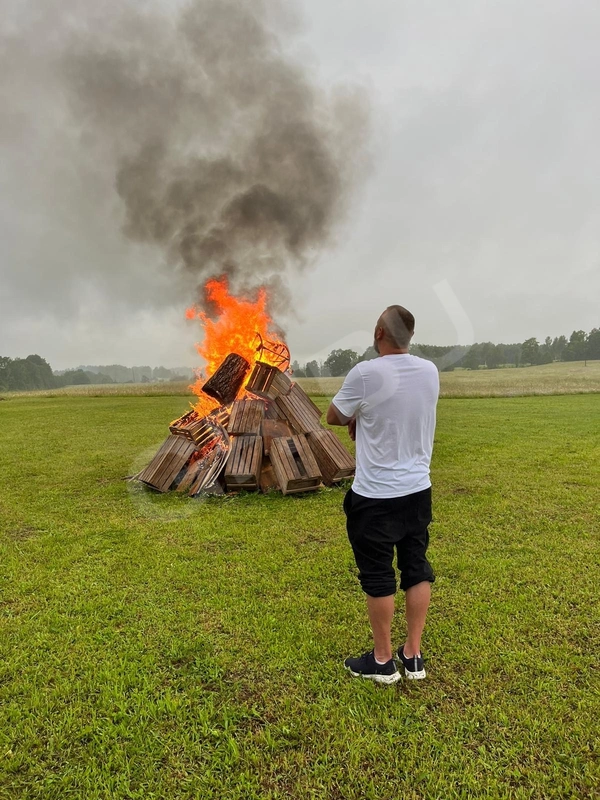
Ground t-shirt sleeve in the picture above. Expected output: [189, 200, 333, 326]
[331, 365, 365, 420]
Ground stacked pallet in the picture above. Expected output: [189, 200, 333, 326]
[135, 357, 355, 497]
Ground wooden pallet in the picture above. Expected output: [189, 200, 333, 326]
[261, 419, 292, 454]
[169, 408, 230, 446]
[273, 383, 322, 434]
[228, 399, 264, 435]
[246, 361, 292, 400]
[269, 435, 322, 494]
[306, 428, 355, 485]
[259, 455, 280, 493]
[137, 435, 197, 492]
[224, 435, 263, 491]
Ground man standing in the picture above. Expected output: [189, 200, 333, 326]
[326, 305, 439, 683]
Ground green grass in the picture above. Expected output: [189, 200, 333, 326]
[1, 394, 599, 799]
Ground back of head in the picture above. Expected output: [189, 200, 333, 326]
[380, 305, 415, 349]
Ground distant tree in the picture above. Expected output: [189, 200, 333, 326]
[462, 345, 482, 370]
[359, 346, 378, 362]
[551, 335, 568, 361]
[86, 372, 114, 384]
[55, 369, 91, 387]
[563, 330, 587, 361]
[323, 349, 359, 377]
[291, 360, 306, 377]
[484, 344, 503, 369]
[152, 366, 172, 381]
[587, 328, 600, 360]
[494, 344, 506, 366]
[521, 337, 540, 365]
[304, 360, 321, 378]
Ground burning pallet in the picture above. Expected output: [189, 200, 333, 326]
[135, 354, 355, 497]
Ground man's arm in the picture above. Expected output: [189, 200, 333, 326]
[327, 365, 364, 434]
[326, 402, 349, 426]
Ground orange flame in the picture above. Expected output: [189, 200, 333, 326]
[186, 277, 287, 416]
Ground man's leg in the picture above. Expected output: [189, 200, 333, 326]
[402, 580, 430, 657]
[366, 594, 395, 662]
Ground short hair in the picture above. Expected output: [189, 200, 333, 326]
[380, 305, 415, 348]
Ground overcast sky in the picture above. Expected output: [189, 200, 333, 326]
[1, 0, 599, 369]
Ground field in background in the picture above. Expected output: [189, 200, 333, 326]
[300, 360, 600, 396]
[1, 393, 598, 798]
[3, 360, 599, 400]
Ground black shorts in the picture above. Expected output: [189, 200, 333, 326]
[343, 487, 435, 597]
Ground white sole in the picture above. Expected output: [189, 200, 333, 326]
[404, 667, 426, 680]
[346, 667, 401, 684]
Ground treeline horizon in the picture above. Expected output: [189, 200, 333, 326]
[2, 326, 598, 391]
[292, 326, 600, 377]
[0, 357, 194, 393]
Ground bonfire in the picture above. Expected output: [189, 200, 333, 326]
[135, 279, 354, 497]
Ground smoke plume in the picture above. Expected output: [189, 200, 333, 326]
[52, 0, 369, 313]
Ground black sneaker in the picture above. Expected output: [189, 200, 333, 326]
[397, 646, 426, 679]
[344, 650, 400, 684]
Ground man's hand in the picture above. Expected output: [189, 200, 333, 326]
[347, 417, 356, 441]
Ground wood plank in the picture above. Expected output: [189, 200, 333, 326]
[293, 434, 322, 480]
[270, 438, 296, 486]
[139, 436, 196, 492]
[306, 428, 355, 484]
[188, 445, 228, 496]
[259, 455, 280, 492]
[278, 438, 302, 480]
[138, 436, 173, 483]
[224, 435, 262, 490]
[261, 419, 292, 454]
[269, 435, 322, 494]
[147, 436, 187, 486]
[176, 456, 203, 492]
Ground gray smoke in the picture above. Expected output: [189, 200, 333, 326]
[56, 0, 369, 314]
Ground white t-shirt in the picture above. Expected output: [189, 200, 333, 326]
[332, 354, 439, 499]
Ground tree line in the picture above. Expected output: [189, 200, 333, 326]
[0, 356, 193, 392]
[3, 326, 598, 391]
[291, 327, 600, 377]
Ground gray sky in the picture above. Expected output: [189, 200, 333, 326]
[1, 0, 599, 370]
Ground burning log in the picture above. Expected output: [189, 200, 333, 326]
[269, 435, 322, 495]
[228, 399, 264, 436]
[202, 353, 250, 405]
[224, 435, 263, 491]
[306, 429, 356, 486]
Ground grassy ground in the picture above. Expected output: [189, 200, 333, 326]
[1, 393, 599, 799]
[4, 360, 599, 400]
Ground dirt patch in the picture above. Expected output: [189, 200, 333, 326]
[6, 525, 38, 541]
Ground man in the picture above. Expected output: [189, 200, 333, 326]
[326, 305, 439, 683]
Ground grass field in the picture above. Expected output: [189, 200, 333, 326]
[1, 392, 599, 798]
